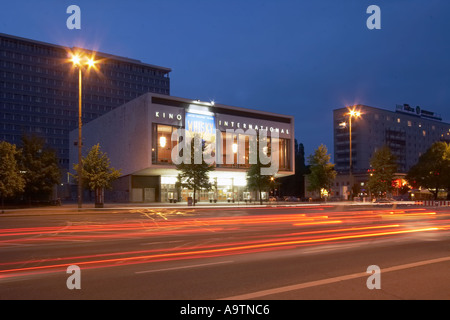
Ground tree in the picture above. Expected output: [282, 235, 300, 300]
[367, 146, 398, 199]
[19, 134, 61, 203]
[176, 134, 215, 205]
[306, 144, 336, 198]
[406, 142, 450, 200]
[0, 141, 25, 212]
[73, 144, 121, 207]
[246, 160, 273, 205]
[246, 133, 274, 205]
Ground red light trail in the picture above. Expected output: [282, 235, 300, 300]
[0, 207, 448, 280]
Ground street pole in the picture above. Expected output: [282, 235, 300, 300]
[77, 67, 83, 209]
[349, 114, 352, 201]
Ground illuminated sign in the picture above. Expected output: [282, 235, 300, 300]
[395, 104, 442, 121]
[155, 111, 183, 121]
[185, 112, 216, 141]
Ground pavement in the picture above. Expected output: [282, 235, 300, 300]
[0, 200, 419, 216]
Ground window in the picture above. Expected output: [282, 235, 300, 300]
[220, 131, 238, 168]
[278, 138, 290, 171]
[153, 124, 178, 164]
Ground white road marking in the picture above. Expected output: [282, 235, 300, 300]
[139, 240, 185, 246]
[135, 260, 234, 274]
[221, 256, 450, 300]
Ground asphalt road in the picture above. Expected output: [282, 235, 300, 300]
[0, 204, 449, 302]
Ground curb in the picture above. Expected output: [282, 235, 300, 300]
[0, 201, 419, 217]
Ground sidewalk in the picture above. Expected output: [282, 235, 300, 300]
[0, 200, 417, 217]
[0, 200, 324, 216]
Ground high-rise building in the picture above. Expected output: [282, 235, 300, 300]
[0, 33, 171, 172]
[333, 104, 450, 175]
[330, 104, 450, 200]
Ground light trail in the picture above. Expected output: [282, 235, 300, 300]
[0, 224, 446, 279]
[0, 226, 439, 276]
[0, 207, 448, 280]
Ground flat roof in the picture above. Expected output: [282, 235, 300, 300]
[333, 104, 449, 125]
[0, 32, 172, 73]
[150, 93, 294, 124]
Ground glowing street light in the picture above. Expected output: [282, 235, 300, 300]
[69, 52, 100, 209]
[86, 58, 96, 68]
[71, 54, 81, 66]
[349, 110, 361, 118]
[346, 106, 362, 200]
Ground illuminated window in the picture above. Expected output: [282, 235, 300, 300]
[221, 131, 237, 167]
[278, 138, 290, 171]
[153, 124, 178, 164]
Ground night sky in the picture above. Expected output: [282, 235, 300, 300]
[1, 0, 449, 159]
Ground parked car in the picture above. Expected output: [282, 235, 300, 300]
[284, 196, 300, 202]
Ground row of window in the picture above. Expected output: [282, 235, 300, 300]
[370, 112, 449, 131]
[0, 66, 170, 90]
[1, 49, 170, 80]
[0, 89, 169, 106]
[0, 132, 68, 147]
[0, 39, 66, 57]
[0, 122, 67, 135]
[1, 102, 115, 115]
[0, 115, 76, 127]
[152, 124, 291, 171]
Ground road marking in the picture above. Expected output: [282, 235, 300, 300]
[135, 260, 233, 274]
[221, 256, 450, 300]
[140, 240, 185, 246]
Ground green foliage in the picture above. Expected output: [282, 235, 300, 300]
[406, 142, 450, 200]
[246, 160, 272, 205]
[367, 146, 398, 198]
[306, 144, 336, 196]
[245, 135, 275, 204]
[19, 134, 61, 201]
[0, 141, 25, 205]
[176, 135, 215, 205]
[73, 144, 121, 192]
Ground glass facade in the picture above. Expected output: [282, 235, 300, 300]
[153, 125, 292, 203]
[152, 125, 291, 170]
[152, 124, 179, 164]
[217, 132, 290, 171]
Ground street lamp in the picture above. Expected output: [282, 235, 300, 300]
[70, 52, 99, 209]
[346, 106, 361, 200]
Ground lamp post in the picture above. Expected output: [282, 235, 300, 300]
[346, 107, 361, 201]
[70, 53, 98, 209]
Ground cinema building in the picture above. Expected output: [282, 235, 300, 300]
[69, 93, 295, 203]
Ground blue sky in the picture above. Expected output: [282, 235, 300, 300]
[1, 0, 450, 159]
